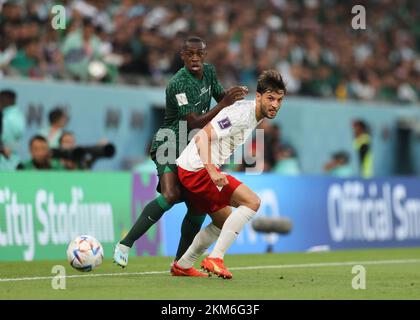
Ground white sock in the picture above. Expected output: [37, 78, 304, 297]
[177, 223, 221, 269]
[209, 206, 256, 259]
[118, 242, 130, 254]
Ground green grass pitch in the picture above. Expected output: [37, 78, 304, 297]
[1, 247, 419, 300]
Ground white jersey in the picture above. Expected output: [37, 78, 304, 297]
[176, 99, 261, 171]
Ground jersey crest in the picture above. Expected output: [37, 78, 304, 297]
[176, 93, 188, 106]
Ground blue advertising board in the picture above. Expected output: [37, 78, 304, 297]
[161, 174, 420, 256]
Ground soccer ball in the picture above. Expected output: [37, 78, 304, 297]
[67, 235, 104, 272]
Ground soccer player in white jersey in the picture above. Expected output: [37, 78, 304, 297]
[173, 70, 286, 278]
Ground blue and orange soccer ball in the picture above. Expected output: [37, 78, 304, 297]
[67, 235, 104, 272]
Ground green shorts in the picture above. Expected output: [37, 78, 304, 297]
[150, 150, 178, 177]
[150, 150, 178, 193]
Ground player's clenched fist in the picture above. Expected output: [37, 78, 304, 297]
[210, 171, 229, 187]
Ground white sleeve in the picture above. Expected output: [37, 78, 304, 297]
[210, 106, 241, 139]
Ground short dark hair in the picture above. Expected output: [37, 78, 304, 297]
[29, 135, 48, 147]
[49, 108, 65, 125]
[333, 151, 350, 163]
[0, 89, 16, 101]
[182, 36, 206, 50]
[257, 70, 287, 95]
[353, 119, 369, 133]
[82, 17, 95, 28]
[280, 144, 296, 157]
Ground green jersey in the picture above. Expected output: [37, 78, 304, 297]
[18, 159, 65, 170]
[150, 63, 224, 159]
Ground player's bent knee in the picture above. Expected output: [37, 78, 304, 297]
[162, 188, 182, 205]
[247, 195, 261, 212]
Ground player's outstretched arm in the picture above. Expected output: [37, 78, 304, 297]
[185, 86, 248, 129]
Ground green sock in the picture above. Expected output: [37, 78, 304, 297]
[175, 211, 206, 260]
[121, 195, 171, 248]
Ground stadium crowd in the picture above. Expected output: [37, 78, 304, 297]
[0, 0, 418, 103]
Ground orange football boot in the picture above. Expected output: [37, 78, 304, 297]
[172, 262, 209, 277]
[200, 257, 233, 279]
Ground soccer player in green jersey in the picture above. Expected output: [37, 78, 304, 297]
[113, 36, 248, 271]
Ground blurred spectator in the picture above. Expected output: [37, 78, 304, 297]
[0, 89, 25, 171]
[0, 1, 417, 103]
[273, 144, 300, 175]
[55, 132, 114, 170]
[58, 130, 79, 170]
[0, 35, 17, 78]
[263, 122, 281, 169]
[324, 151, 354, 177]
[59, 130, 76, 149]
[39, 107, 68, 148]
[11, 38, 46, 78]
[241, 120, 278, 172]
[17, 135, 64, 170]
[61, 18, 112, 81]
[238, 120, 298, 173]
[352, 119, 373, 178]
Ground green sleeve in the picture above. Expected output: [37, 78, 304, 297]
[20, 160, 34, 170]
[210, 65, 225, 102]
[51, 159, 66, 170]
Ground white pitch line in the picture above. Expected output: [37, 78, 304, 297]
[0, 270, 167, 283]
[229, 259, 420, 270]
[0, 259, 419, 283]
